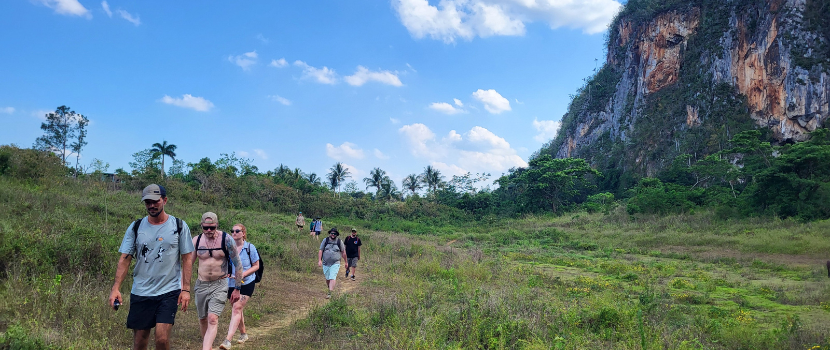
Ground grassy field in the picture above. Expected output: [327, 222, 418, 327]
[1, 177, 830, 349]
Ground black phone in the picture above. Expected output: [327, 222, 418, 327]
[113, 299, 121, 311]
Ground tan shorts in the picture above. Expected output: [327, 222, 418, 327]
[195, 278, 227, 319]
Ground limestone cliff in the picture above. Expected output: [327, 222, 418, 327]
[541, 0, 830, 179]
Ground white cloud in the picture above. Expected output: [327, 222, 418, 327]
[237, 151, 250, 157]
[453, 98, 464, 107]
[117, 9, 140, 25]
[101, 1, 111, 17]
[406, 63, 417, 72]
[270, 58, 288, 68]
[341, 163, 363, 178]
[399, 123, 526, 175]
[294, 60, 337, 84]
[38, 0, 91, 18]
[393, 0, 621, 43]
[533, 118, 561, 142]
[229, 51, 258, 70]
[32, 110, 52, 120]
[431, 161, 468, 177]
[326, 142, 365, 160]
[374, 149, 390, 160]
[429, 102, 464, 115]
[268, 95, 291, 106]
[0, 107, 14, 114]
[344, 66, 403, 87]
[390, 117, 401, 124]
[472, 89, 511, 114]
[256, 34, 269, 44]
[160, 94, 214, 112]
[254, 149, 269, 160]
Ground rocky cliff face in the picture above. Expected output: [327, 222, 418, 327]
[547, 0, 830, 177]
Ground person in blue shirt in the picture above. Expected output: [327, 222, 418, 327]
[219, 223, 260, 350]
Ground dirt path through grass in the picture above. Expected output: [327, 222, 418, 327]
[231, 264, 362, 349]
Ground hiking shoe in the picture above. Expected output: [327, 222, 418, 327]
[326, 292, 331, 299]
[237, 334, 249, 344]
[219, 339, 232, 350]
[351, 275, 356, 281]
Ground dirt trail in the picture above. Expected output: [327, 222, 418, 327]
[231, 264, 361, 348]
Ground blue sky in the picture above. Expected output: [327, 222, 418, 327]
[1, 0, 621, 186]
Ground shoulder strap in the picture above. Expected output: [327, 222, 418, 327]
[222, 232, 231, 274]
[132, 218, 143, 241]
[245, 242, 252, 262]
[175, 218, 183, 235]
[195, 233, 202, 248]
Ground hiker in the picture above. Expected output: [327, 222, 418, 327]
[192, 212, 244, 350]
[318, 228, 347, 299]
[220, 223, 260, 350]
[109, 184, 195, 350]
[344, 228, 362, 281]
[295, 212, 305, 232]
[309, 217, 323, 241]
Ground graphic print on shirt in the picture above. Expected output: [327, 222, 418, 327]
[154, 247, 166, 262]
[141, 243, 151, 263]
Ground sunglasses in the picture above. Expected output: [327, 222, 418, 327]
[202, 226, 217, 231]
[232, 229, 243, 233]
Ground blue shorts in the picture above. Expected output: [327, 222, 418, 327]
[322, 263, 340, 280]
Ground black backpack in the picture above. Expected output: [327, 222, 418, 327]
[195, 231, 232, 275]
[243, 242, 264, 284]
[131, 217, 184, 256]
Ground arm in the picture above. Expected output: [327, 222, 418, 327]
[242, 261, 260, 278]
[340, 241, 347, 262]
[318, 248, 323, 267]
[179, 251, 194, 311]
[109, 253, 132, 308]
[358, 245, 361, 259]
[225, 235, 243, 303]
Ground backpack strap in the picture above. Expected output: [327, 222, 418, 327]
[175, 218, 183, 235]
[222, 232, 231, 275]
[195, 233, 202, 249]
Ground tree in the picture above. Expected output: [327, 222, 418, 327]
[327, 162, 351, 196]
[420, 165, 444, 194]
[306, 173, 322, 186]
[69, 114, 89, 174]
[513, 155, 600, 213]
[34, 105, 87, 166]
[379, 176, 400, 200]
[363, 167, 387, 197]
[402, 174, 423, 196]
[150, 141, 177, 179]
[129, 148, 161, 176]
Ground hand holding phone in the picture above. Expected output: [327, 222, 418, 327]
[113, 299, 121, 311]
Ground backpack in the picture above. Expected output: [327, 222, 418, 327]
[243, 242, 264, 284]
[195, 231, 232, 275]
[131, 217, 184, 258]
[322, 237, 342, 253]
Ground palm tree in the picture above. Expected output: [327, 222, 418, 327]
[150, 141, 177, 179]
[420, 165, 444, 194]
[402, 174, 423, 196]
[306, 173, 321, 186]
[363, 167, 387, 197]
[379, 176, 400, 200]
[327, 162, 351, 196]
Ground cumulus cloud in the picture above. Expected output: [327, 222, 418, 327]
[116, 9, 140, 25]
[160, 94, 214, 112]
[254, 149, 269, 160]
[533, 118, 561, 142]
[0, 107, 14, 114]
[101, 1, 111, 17]
[229, 51, 258, 70]
[268, 95, 291, 106]
[294, 60, 337, 84]
[472, 89, 511, 114]
[429, 102, 464, 115]
[38, 0, 91, 18]
[326, 142, 365, 160]
[453, 98, 464, 107]
[342, 163, 363, 178]
[270, 58, 288, 68]
[393, 0, 621, 43]
[374, 149, 390, 160]
[399, 123, 526, 174]
[344, 66, 403, 87]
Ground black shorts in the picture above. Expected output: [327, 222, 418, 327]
[227, 283, 255, 299]
[126, 289, 181, 330]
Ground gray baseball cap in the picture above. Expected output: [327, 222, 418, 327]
[201, 212, 218, 225]
[141, 184, 166, 201]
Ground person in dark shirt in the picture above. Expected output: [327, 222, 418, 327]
[344, 228, 362, 281]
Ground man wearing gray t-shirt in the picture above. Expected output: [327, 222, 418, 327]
[109, 184, 195, 350]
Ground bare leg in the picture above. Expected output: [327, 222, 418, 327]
[328, 278, 337, 291]
[239, 310, 246, 334]
[202, 313, 220, 350]
[154, 323, 173, 350]
[133, 329, 151, 350]
[225, 296, 249, 342]
[350, 266, 356, 277]
[199, 318, 208, 338]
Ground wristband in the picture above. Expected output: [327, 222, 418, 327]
[234, 286, 241, 291]
[181, 290, 190, 293]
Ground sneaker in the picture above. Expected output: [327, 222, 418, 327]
[345, 269, 350, 277]
[351, 275, 356, 281]
[237, 334, 249, 344]
[326, 292, 332, 299]
[219, 339, 232, 350]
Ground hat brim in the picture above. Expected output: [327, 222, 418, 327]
[141, 194, 162, 201]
